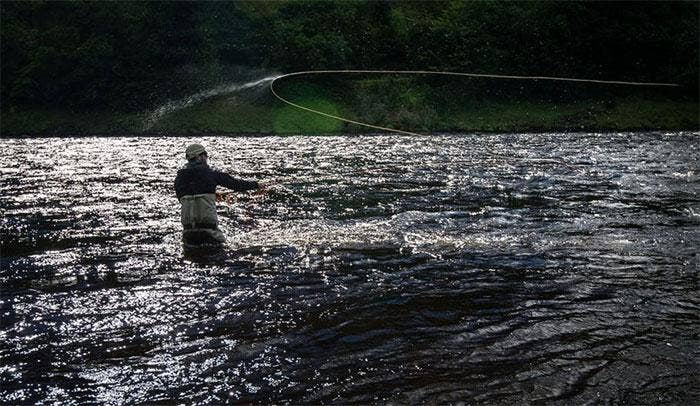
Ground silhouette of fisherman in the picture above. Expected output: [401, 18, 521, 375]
[175, 143, 260, 248]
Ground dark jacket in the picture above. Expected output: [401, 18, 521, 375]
[175, 161, 258, 198]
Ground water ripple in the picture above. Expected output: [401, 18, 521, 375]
[1, 132, 698, 404]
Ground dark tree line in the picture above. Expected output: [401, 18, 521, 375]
[1, 0, 697, 111]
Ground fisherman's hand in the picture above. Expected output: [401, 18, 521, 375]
[216, 192, 235, 203]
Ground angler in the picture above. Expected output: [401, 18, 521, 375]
[174, 143, 260, 247]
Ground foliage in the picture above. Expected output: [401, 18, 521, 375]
[1, 0, 697, 116]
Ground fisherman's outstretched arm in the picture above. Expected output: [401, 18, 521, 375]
[215, 171, 259, 192]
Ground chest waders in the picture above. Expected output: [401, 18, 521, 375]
[179, 193, 225, 244]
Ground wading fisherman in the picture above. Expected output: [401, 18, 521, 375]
[175, 143, 260, 246]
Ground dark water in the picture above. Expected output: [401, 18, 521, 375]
[1, 133, 698, 404]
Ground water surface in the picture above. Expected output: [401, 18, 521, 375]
[1, 133, 698, 404]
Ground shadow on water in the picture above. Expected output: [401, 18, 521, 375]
[181, 243, 257, 269]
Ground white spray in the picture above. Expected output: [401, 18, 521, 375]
[143, 75, 280, 131]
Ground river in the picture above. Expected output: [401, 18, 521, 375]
[1, 133, 698, 404]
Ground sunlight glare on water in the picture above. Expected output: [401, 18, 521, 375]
[1, 133, 699, 404]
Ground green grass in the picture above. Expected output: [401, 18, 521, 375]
[271, 82, 344, 134]
[273, 99, 343, 134]
[443, 97, 699, 133]
[598, 97, 699, 130]
[146, 81, 344, 135]
[2, 82, 697, 136]
[448, 101, 600, 132]
[0, 109, 144, 136]
[151, 98, 275, 134]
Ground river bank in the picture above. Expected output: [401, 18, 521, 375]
[2, 78, 698, 136]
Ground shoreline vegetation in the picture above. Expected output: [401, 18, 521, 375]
[2, 77, 698, 137]
[2, 1, 698, 137]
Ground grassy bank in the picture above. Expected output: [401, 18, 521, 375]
[2, 77, 698, 136]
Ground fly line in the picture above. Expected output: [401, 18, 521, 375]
[269, 69, 679, 137]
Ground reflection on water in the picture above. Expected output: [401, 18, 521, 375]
[1, 133, 698, 404]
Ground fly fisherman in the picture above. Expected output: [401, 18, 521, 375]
[175, 143, 260, 246]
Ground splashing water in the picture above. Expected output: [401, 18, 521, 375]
[143, 75, 280, 131]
